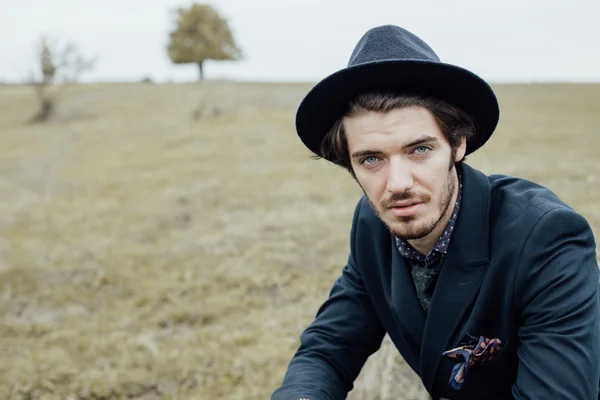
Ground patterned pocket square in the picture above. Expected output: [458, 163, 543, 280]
[441, 333, 504, 390]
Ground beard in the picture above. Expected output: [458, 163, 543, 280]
[366, 166, 457, 241]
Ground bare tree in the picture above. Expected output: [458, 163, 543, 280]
[29, 36, 97, 123]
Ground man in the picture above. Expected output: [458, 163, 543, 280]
[271, 25, 600, 400]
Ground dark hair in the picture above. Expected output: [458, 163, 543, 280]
[314, 91, 478, 176]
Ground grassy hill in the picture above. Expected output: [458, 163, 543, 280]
[0, 81, 599, 399]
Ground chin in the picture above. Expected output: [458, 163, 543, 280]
[389, 227, 429, 241]
[394, 229, 431, 241]
[386, 217, 436, 241]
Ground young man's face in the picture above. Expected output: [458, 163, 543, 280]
[344, 106, 466, 242]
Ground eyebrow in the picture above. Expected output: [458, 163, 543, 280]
[350, 135, 439, 160]
[404, 135, 439, 148]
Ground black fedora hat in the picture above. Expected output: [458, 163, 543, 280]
[295, 25, 500, 158]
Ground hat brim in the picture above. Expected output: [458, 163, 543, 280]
[295, 59, 500, 158]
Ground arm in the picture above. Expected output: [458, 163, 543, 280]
[271, 198, 386, 400]
[512, 207, 600, 399]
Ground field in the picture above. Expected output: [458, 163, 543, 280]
[0, 81, 599, 400]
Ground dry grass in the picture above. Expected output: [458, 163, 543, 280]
[0, 81, 598, 400]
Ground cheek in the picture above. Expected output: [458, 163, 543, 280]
[356, 173, 386, 199]
[416, 169, 446, 198]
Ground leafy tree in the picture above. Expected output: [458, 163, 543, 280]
[167, 3, 242, 80]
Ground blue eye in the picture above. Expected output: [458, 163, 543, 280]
[414, 146, 430, 155]
[362, 156, 379, 165]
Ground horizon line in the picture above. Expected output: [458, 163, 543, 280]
[2, 78, 600, 86]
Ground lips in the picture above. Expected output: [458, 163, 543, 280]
[386, 199, 424, 217]
[389, 201, 421, 209]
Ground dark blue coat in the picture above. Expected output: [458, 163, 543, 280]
[271, 162, 600, 400]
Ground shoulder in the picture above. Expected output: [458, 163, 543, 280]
[486, 173, 595, 245]
[488, 173, 570, 215]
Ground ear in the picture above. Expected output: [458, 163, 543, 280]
[455, 136, 467, 162]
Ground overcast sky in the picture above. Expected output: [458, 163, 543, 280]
[2, 0, 599, 84]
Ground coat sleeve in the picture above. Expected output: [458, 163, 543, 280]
[271, 198, 387, 400]
[512, 207, 600, 399]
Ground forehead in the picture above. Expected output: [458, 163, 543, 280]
[343, 106, 444, 148]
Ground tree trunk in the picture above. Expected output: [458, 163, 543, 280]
[31, 97, 55, 123]
[198, 62, 204, 81]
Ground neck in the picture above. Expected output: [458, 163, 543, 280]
[408, 168, 459, 256]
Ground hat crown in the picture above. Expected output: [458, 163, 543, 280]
[348, 25, 440, 67]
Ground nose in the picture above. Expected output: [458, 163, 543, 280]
[386, 158, 414, 193]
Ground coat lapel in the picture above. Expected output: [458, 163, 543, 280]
[419, 163, 492, 394]
[365, 207, 428, 353]
[389, 235, 427, 349]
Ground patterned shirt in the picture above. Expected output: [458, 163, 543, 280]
[395, 172, 463, 312]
